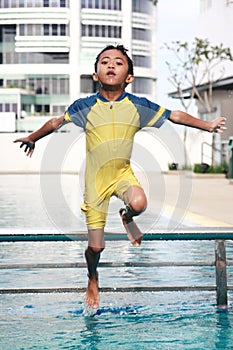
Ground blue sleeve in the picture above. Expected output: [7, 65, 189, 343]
[127, 93, 171, 128]
[64, 94, 97, 129]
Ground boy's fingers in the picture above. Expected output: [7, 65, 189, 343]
[19, 141, 35, 153]
[27, 149, 34, 157]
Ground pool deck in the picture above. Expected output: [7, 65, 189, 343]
[164, 172, 233, 227]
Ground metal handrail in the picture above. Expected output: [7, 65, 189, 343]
[0, 261, 221, 269]
[1, 229, 233, 308]
[1, 286, 233, 295]
[1, 227, 233, 242]
[201, 141, 224, 164]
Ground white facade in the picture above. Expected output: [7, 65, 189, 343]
[195, 0, 233, 142]
[197, 0, 233, 78]
[0, 0, 158, 121]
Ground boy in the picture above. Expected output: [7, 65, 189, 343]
[14, 44, 226, 309]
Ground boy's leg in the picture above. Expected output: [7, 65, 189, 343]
[85, 228, 105, 308]
[121, 185, 147, 246]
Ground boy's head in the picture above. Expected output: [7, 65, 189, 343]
[94, 44, 134, 75]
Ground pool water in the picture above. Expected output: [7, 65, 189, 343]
[1, 240, 233, 349]
[1, 292, 233, 350]
[1, 175, 233, 349]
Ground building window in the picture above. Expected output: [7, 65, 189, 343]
[132, 77, 152, 94]
[81, 24, 121, 38]
[133, 55, 151, 68]
[132, 28, 151, 41]
[5, 77, 69, 95]
[19, 24, 25, 36]
[42, 24, 68, 36]
[60, 24, 66, 36]
[0, 103, 17, 113]
[35, 104, 42, 113]
[5, 104, 10, 112]
[12, 104, 17, 113]
[1, 23, 69, 64]
[0, 25, 16, 64]
[27, 24, 33, 36]
[19, 24, 68, 37]
[59, 78, 69, 94]
[52, 24, 58, 35]
[132, 0, 153, 14]
[35, 104, 50, 114]
[1, 25, 16, 45]
[81, 0, 121, 10]
[0, 0, 69, 7]
[44, 24, 50, 36]
[35, 24, 42, 36]
[60, 0, 66, 7]
[44, 104, 50, 113]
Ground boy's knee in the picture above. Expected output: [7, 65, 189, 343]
[125, 200, 147, 219]
[130, 194, 147, 215]
[124, 186, 147, 215]
[86, 246, 105, 255]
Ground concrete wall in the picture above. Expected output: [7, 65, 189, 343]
[1, 124, 216, 174]
[1, 130, 85, 174]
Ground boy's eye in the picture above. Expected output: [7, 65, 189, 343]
[100, 59, 123, 66]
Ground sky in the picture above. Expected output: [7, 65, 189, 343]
[157, 0, 200, 110]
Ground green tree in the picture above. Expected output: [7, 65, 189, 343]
[164, 37, 233, 167]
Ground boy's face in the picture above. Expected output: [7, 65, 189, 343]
[93, 49, 134, 88]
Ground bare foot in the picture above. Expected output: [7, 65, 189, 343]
[84, 276, 99, 309]
[119, 208, 142, 246]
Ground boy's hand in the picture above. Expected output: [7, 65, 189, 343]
[211, 117, 227, 133]
[14, 138, 35, 157]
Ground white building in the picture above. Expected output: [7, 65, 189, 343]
[167, 0, 233, 168]
[196, 0, 233, 142]
[0, 0, 158, 124]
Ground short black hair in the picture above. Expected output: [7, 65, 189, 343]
[94, 44, 134, 75]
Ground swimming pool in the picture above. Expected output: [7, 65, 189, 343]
[1, 175, 233, 349]
[2, 291, 233, 350]
[1, 240, 233, 349]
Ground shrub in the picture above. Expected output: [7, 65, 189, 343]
[168, 162, 178, 170]
[193, 162, 228, 174]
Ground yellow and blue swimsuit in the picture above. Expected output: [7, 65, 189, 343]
[64, 91, 171, 229]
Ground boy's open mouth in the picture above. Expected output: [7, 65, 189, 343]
[107, 71, 116, 76]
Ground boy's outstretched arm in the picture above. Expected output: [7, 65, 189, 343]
[14, 115, 65, 157]
[169, 110, 226, 133]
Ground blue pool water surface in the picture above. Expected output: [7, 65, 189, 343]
[1, 174, 233, 349]
[1, 291, 233, 350]
[1, 240, 233, 350]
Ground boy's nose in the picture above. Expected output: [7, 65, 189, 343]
[108, 60, 115, 68]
